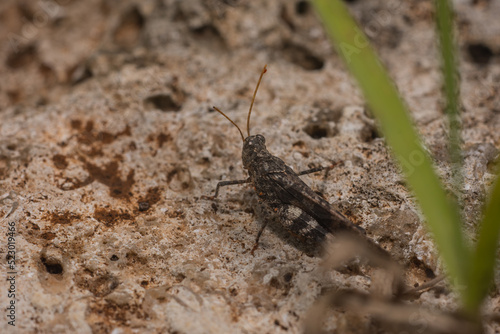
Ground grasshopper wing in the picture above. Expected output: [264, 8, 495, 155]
[267, 166, 365, 235]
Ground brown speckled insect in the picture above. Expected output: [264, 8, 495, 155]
[210, 65, 388, 256]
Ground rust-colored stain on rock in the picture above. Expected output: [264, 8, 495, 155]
[137, 187, 162, 212]
[45, 211, 82, 225]
[40, 232, 57, 241]
[156, 132, 171, 148]
[84, 160, 135, 199]
[77, 120, 131, 146]
[52, 154, 68, 169]
[64, 159, 135, 200]
[93, 207, 133, 226]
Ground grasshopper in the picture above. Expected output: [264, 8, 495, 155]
[210, 65, 389, 256]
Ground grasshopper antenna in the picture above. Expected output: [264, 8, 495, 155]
[247, 65, 267, 137]
[212, 106, 245, 142]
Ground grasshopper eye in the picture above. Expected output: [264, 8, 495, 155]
[245, 135, 265, 148]
[255, 134, 266, 144]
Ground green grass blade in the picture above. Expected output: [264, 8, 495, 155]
[311, 0, 470, 291]
[434, 0, 498, 316]
[465, 172, 500, 313]
[435, 0, 463, 202]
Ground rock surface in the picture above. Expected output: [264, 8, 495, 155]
[1, 0, 499, 333]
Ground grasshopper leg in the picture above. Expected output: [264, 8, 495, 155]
[250, 220, 269, 255]
[277, 205, 329, 245]
[202, 178, 251, 200]
[298, 162, 341, 176]
[251, 204, 329, 254]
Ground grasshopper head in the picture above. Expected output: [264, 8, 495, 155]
[242, 134, 266, 169]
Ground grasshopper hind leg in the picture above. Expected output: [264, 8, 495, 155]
[251, 205, 329, 255]
[277, 205, 329, 246]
